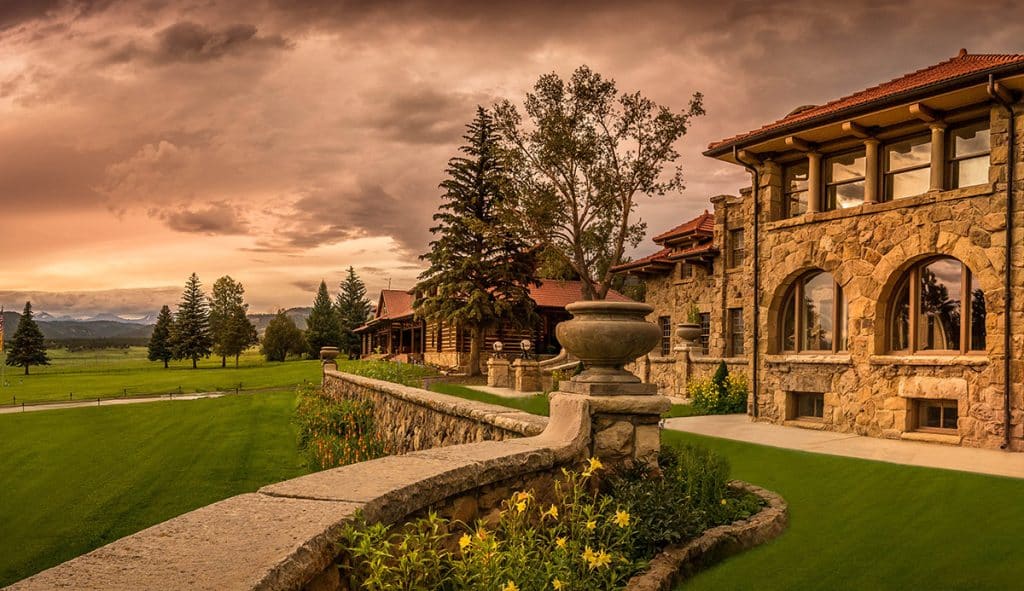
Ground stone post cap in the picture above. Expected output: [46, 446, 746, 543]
[511, 358, 540, 367]
[487, 357, 511, 365]
[319, 346, 340, 361]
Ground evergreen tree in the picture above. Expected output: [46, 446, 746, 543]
[209, 276, 257, 367]
[306, 280, 341, 358]
[147, 305, 174, 368]
[415, 106, 538, 375]
[5, 301, 49, 375]
[335, 267, 372, 357]
[262, 309, 306, 362]
[172, 273, 213, 369]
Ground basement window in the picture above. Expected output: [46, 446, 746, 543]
[794, 392, 824, 420]
[915, 399, 958, 433]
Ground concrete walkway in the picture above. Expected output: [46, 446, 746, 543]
[468, 385, 543, 398]
[0, 392, 229, 415]
[665, 414, 1024, 479]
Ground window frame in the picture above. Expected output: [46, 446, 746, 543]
[780, 271, 846, 354]
[679, 261, 694, 280]
[782, 160, 810, 218]
[946, 119, 991, 190]
[794, 392, 825, 421]
[728, 228, 745, 269]
[882, 132, 932, 201]
[823, 148, 867, 211]
[698, 312, 711, 356]
[888, 257, 985, 355]
[658, 316, 672, 356]
[727, 308, 744, 357]
[915, 399, 959, 434]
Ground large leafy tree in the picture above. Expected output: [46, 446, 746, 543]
[209, 276, 257, 367]
[5, 301, 49, 375]
[306, 280, 341, 358]
[415, 106, 538, 375]
[147, 305, 174, 368]
[262, 309, 306, 362]
[172, 273, 213, 369]
[336, 267, 372, 357]
[494, 65, 704, 300]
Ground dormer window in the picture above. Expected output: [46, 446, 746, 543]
[883, 134, 931, 200]
[783, 161, 809, 218]
[948, 120, 990, 189]
[824, 149, 866, 210]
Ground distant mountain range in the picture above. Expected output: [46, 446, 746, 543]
[1, 307, 311, 342]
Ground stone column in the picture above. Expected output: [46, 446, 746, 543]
[929, 123, 947, 191]
[486, 357, 511, 388]
[320, 347, 339, 384]
[807, 151, 822, 213]
[552, 301, 671, 470]
[512, 359, 542, 392]
[864, 138, 880, 204]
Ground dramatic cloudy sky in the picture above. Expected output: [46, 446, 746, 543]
[1, 0, 1022, 315]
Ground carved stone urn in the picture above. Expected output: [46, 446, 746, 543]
[319, 346, 340, 362]
[555, 301, 661, 383]
[675, 323, 702, 347]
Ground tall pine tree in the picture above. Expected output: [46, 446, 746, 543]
[209, 276, 257, 367]
[147, 305, 174, 368]
[336, 267, 371, 357]
[306, 280, 341, 358]
[415, 106, 538, 375]
[172, 273, 213, 369]
[5, 301, 49, 375]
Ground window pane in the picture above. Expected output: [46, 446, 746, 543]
[952, 122, 990, 157]
[825, 150, 865, 183]
[730, 308, 744, 356]
[827, 180, 865, 210]
[782, 289, 796, 351]
[885, 135, 931, 171]
[837, 288, 847, 351]
[784, 162, 809, 193]
[786, 190, 808, 217]
[801, 272, 835, 351]
[918, 259, 962, 351]
[798, 393, 824, 418]
[923, 404, 942, 428]
[699, 313, 711, 355]
[942, 404, 959, 429]
[659, 316, 671, 356]
[887, 167, 930, 200]
[970, 273, 986, 351]
[951, 155, 988, 188]
[891, 278, 910, 351]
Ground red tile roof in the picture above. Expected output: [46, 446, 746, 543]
[706, 51, 1024, 154]
[652, 210, 714, 244]
[378, 289, 414, 320]
[528, 280, 632, 308]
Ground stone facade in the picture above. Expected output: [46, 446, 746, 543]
[745, 104, 1024, 451]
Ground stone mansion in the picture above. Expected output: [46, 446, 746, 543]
[618, 50, 1024, 451]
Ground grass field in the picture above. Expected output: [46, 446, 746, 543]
[664, 431, 1024, 591]
[0, 391, 309, 587]
[429, 383, 552, 415]
[0, 347, 320, 403]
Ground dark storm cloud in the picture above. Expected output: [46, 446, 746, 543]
[0, 0, 64, 31]
[363, 86, 482, 145]
[151, 21, 290, 64]
[158, 202, 250, 235]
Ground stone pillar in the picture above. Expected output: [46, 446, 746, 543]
[807, 151, 822, 213]
[486, 357, 511, 388]
[864, 138, 880, 204]
[929, 123, 947, 191]
[512, 359, 542, 392]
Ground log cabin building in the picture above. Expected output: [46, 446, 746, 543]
[355, 280, 631, 369]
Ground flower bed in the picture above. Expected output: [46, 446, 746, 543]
[339, 443, 769, 590]
[295, 385, 388, 470]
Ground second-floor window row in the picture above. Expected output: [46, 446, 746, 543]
[780, 119, 991, 219]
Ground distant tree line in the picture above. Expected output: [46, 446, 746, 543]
[286, 266, 373, 362]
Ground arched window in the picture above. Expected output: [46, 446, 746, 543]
[780, 271, 846, 353]
[890, 257, 985, 354]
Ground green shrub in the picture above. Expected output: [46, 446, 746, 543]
[688, 361, 748, 414]
[340, 360, 436, 387]
[294, 385, 387, 470]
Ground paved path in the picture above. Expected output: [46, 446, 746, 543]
[0, 392, 229, 415]
[665, 414, 1024, 479]
[469, 385, 543, 398]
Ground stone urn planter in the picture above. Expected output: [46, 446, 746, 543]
[319, 346, 340, 362]
[556, 301, 661, 383]
[675, 322, 702, 345]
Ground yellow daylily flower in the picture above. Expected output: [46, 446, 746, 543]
[587, 457, 603, 472]
[614, 509, 630, 528]
[592, 550, 612, 569]
[515, 500, 527, 513]
[552, 578, 564, 590]
[720, 498, 728, 505]
[459, 533, 471, 551]
[543, 504, 559, 520]
[585, 519, 596, 531]
[581, 546, 596, 564]
[502, 581, 519, 591]
[555, 536, 567, 549]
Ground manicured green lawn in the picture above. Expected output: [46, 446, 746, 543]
[664, 431, 1024, 591]
[429, 383, 551, 416]
[0, 392, 309, 587]
[0, 348, 320, 403]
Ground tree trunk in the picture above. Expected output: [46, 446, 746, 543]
[221, 355, 226, 368]
[192, 357, 198, 369]
[235, 354, 240, 368]
[163, 360, 168, 369]
[468, 325, 482, 376]
[24, 365, 29, 375]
